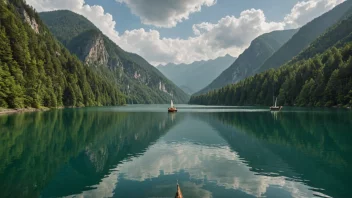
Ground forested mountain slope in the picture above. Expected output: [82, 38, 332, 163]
[40, 10, 189, 104]
[0, 0, 126, 108]
[157, 55, 236, 94]
[292, 13, 352, 62]
[258, 0, 352, 73]
[190, 16, 352, 107]
[195, 29, 297, 95]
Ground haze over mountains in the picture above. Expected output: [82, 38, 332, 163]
[196, 29, 297, 95]
[157, 55, 236, 94]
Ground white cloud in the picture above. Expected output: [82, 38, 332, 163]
[26, 0, 121, 42]
[284, 0, 345, 28]
[27, 0, 345, 65]
[116, 0, 216, 28]
[117, 9, 285, 65]
[196, 9, 285, 49]
[71, 141, 324, 198]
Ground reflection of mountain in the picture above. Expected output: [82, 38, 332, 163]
[201, 111, 352, 198]
[0, 109, 181, 198]
[74, 114, 320, 198]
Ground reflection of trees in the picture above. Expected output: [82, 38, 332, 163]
[197, 111, 352, 198]
[0, 110, 181, 198]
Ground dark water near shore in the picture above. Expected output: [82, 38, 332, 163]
[0, 105, 351, 198]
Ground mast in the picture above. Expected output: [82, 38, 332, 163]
[275, 97, 277, 107]
[273, 96, 275, 107]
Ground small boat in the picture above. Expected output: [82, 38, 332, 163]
[168, 100, 177, 112]
[270, 97, 282, 111]
[174, 182, 183, 198]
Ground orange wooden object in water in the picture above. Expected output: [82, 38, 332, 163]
[168, 107, 178, 112]
[175, 184, 183, 198]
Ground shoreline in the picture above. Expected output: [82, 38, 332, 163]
[0, 108, 50, 115]
[1, 105, 350, 116]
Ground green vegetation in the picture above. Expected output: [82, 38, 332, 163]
[195, 29, 297, 95]
[258, 0, 352, 72]
[0, 0, 126, 109]
[293, 13, 352, 62]
[191, 2, 352, 108]
[190, 42, 352, 107]
[39, 10, 189, 104]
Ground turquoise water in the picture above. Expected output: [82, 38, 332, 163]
[0, 105, 351, 198]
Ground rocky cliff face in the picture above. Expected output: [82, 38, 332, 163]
[84, 34, 109, 66]
[21, 9, 39, 33]
[40, 10, 190, 104]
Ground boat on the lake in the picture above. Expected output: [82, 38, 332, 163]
[270, 97, 282, 111]
[168, 100, 177, 112]
[174, 182, 183, 198]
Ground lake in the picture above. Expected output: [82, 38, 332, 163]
[0, 105, 351, 198]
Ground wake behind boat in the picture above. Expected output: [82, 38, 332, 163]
[168, 100, 177, 112]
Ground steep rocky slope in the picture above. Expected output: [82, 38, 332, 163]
[40, 10, 189, 104]
[0, 0, 125, 108]
[196, 29, 297, 95]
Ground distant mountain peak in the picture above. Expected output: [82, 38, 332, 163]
[40, 10, 189, 104]
[195, 28, 298, 95]
[157, 55, 236, 94]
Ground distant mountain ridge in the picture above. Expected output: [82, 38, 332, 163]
[157, 55, 236, 94]
[39, 10, 189, 104]
[258, 0, 352, 73]
[196, 29, 298, 95]
[190, 2, 352, 108]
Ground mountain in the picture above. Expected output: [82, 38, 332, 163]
[292, 10, 352, 62]
[39, 10, 189, 104]
[0, 0, 126, 109]
[190, 12, 352, 107]
[258, 0, 352, 73]
[157, 55, 236, 94]
[195, 29, 298, 95]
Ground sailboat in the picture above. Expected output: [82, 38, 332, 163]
[270, 97, 283, 111]
[168, 100, 177, 112]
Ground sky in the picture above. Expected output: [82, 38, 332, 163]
[26, 0, 345, 65]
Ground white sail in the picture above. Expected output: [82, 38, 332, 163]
[275, 98, 277, 107]
[171, 100, 174, 108]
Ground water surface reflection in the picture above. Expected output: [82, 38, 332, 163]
[0, 106, 351, 198]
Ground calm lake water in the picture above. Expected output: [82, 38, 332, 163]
[0, 105, 351, 198]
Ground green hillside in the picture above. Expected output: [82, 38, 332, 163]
[190, 17, 352, 107]
[0, 0, 126, 109]
[39, 10, 189, 104]
[195, 29, 297, 95]
[258, 0, 352, 72]
[293, 13, 352, 62]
